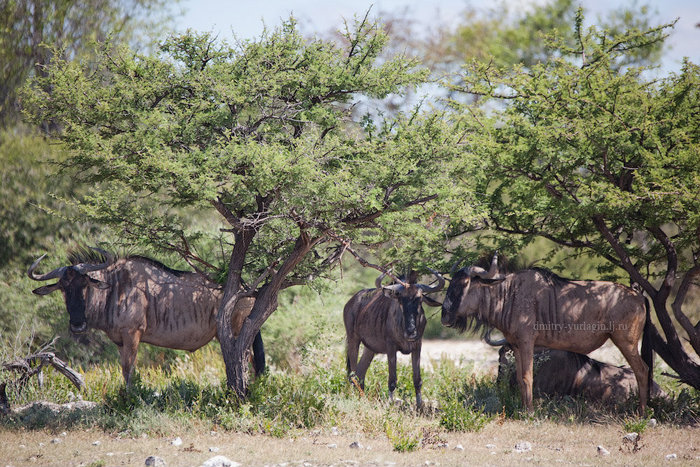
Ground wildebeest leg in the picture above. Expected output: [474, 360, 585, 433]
[611, 336, 649, 414]
[252, 331, 266, 376]
[119, 328, 141, 387]
[356, 347, 375, 391]
[411, 346, 423, 409]
[346, 336, 361, 384]
[387, 349, 398, 402]
[513, 344, 535, 411]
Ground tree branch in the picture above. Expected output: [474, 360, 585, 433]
[671, 264, 700, 355]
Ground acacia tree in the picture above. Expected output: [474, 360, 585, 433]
[452, 11, 700, 387]
[22, 16, 465, 396]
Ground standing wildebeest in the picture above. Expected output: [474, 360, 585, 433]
[441, 253, 653, 413]
[28, 250, 265, 386]
[344, 270, 444, 408]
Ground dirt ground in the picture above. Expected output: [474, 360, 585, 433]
[399, 338, 630, 372]
[1, 339, 695, 467]
[1, 419, 698, 467]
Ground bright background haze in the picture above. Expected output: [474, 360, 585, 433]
[175, 0, 699, 73]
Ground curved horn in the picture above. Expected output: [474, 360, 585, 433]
[468, 252, 505, 280]
[375, 271, 387, 289]
[73, 260, 111, 275]
[450, 258, 465, 275]
[484, 328, 508, 346]
[375, 269, 408, 289]
[27, 254, 67, 281]
[419, 268, 445, 294]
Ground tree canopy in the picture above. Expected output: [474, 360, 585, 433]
[452, 10, 700, 387]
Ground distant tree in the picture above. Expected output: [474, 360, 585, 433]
[442, 0, 663, 70]
[452, 11, 700, 388]
[21, 16, 466, 397]
[0, 0, 177, 127]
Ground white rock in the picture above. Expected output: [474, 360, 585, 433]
[145, 456, 166, 467]
[327, 444, 338, 449]
[92, 440, 101, 446]
[199, 455, 241, 467]
[349, 441, 363, 449]
[209, 447, 219, 452]
[649, 418, 658, 427]
[51, 438, 62, 444]
[514, 441, 532, 453]
[597, 445, 610, 456]
[486, 444, 496, 450]
[171, 437, 183, 446]
[623, 433, 639, 443]
[666, 453, 677, 460]
[454, 444, 464, 451]
[331, 426, 340, 436]
[60, 432, 67, 437]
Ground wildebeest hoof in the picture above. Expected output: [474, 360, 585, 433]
[70, 322, 88, 334]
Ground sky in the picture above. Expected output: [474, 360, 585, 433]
[174, 0, 699, 73]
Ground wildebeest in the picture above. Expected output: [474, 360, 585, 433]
[441, 253, 652, 413]
[497, 346, 667, 404]
[344, 270, 444, 408]
[28, 249, 265, 386]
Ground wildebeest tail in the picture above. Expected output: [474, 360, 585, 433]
[252, 331, 266, 376]
[641, 297, 654, 398]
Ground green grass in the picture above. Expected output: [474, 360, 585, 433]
[2, 339, 698, 442]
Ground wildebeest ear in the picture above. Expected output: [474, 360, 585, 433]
[87, 276, 110, 290]
[422, 295, 442, 308]
[32, 283, 61, 295]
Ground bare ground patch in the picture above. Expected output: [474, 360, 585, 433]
[0, 421, 698, 466]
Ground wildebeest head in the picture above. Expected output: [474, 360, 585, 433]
[28, 251, 111, 334]
[377, 269, 444, 341]
[441, 253, 505, 330]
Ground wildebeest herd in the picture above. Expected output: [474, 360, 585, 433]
[29, 249, 654, 414]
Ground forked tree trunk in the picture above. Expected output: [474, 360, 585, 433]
[648, 297, 700, 389]
[217, 230, 319, 398]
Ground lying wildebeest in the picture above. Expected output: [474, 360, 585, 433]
[497, 346, 667, 404]
[344, 270, 444, 408]
[441, 253, 652, 413]
[28, 249, 264, 386]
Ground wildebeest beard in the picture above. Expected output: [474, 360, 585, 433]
[452, 312, 490, 339]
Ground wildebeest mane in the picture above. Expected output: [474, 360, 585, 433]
[67, 247, 190, 277]
[528, 267, 571, 287]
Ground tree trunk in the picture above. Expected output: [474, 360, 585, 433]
[648, 299, 700, 389]
[217, 229, 320, 398]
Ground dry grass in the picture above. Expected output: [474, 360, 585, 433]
[0, 420, 698, 466]
[1, 339, 698, 467]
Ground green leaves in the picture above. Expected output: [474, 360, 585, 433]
[453, 13, 698, 278]
[21, 16, 455, 281]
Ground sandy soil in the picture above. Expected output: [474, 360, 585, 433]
[396, 338, 629, 373]
[1, 419, 697, 467]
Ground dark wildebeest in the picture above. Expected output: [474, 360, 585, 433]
[441, 253, 653, 413]
[344, 270, 444, 408]
[28, 250, 265, 386]
[496, 346, 667, 404]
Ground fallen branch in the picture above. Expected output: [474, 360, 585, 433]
[1, 344, 84, 414]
